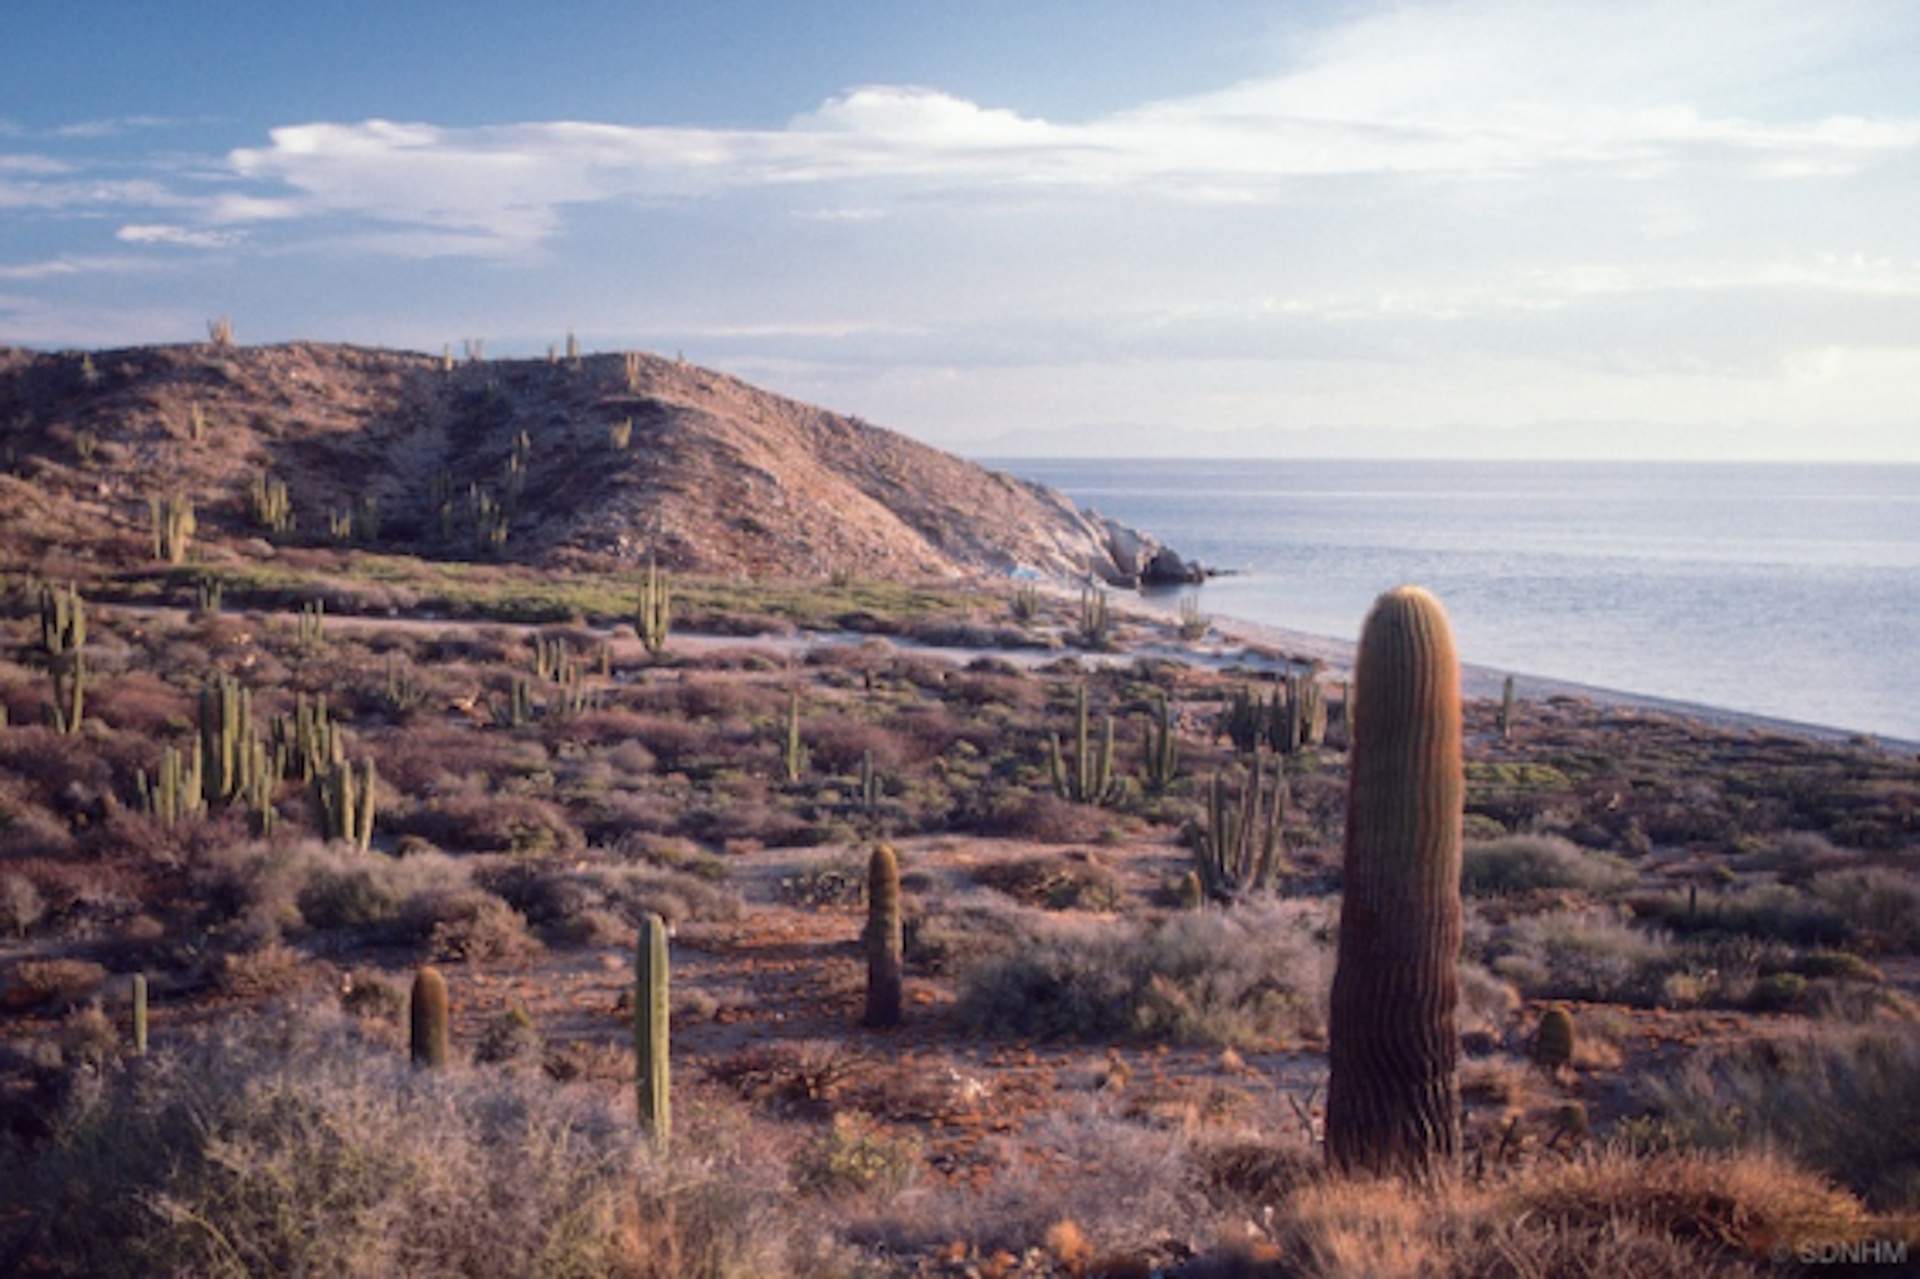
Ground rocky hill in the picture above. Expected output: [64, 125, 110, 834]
[0, 342, 1194, 584]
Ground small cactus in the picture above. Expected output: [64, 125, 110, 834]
[1534, 1007, 1575, 1072]
[864, 844, 903, 1028]
[1076, 585, 1111, 648]
[314, 757, 376, 850]
[782, 688, 806, 784]
[1499, 675, 1516, 742]
[410, 966, 450, 1068]
[635, 913, 671, 1147]
[636, 552, 670, 656]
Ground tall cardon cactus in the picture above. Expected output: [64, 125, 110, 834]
[635, 913, 671, 1148]
[1326, 586, 1465, 1180]
[864, 844, 903, 1027]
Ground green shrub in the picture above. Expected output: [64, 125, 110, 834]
[1461, 835, 1633, 896]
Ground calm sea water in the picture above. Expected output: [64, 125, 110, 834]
[989, 459, 1920, 742]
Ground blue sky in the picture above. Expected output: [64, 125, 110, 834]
[4, 0, 1919, 458]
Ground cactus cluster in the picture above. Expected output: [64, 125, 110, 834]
[148, 492, 195, 565]
[1220, 671, 1328, 755]
[138, 745, 205, 825]
[1177, 593, 1209, 641]
[635, 913, 670, 1147]
[623, 351, 643, 393]
[492, 676, 535, 728]
[1009, 583, 1042, 624]
[38, 582, 85, 735]
[1049, 684, 1119, 806]
[382, 653, 426, 716]
[1326, 586, 1465, 1181]
[1192, 755, 1286, 901]
[636, 553, 670, 656]
[863, 845, 903, 1028]
[1142, 692, 1179, 793]
[191, 576, 223, 617]
[469, 485, 510, 555]
[270, 692, 339, 781]
[1076, 585, 1112, 648]
[296, 598, 326, 651]
[313, 757, 377, 850]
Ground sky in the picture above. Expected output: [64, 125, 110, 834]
[3, 0, 1919, 460]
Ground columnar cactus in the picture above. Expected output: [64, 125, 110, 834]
[296, 598, 325, 651]
[1326, 586, 1465, 1180]
[1499, 675, 1516, 743]
[635, 913, 671, 1147]
[199, 675, 257, 806]
[858, 748, 880, 814]
[1076, 585, 1111, 648]
[1049, 683, 1118, 805]
[783, 688, 805, 784]
[864, 844, 903, 1028]
[314, 757, 376, 851]
[38, 583, 85, 736]
[1143, 692, 1179, 792]
[271, 692, 338, 780]
[249, 469, 293, 534]
[636, 552, 670, 656]
[1192, 755, 1286, 901]
[148, 492, 196, 564]
[138, 744, 205, 826]
[410, 966, 450, 1068]
[130, 972, 148, 1056]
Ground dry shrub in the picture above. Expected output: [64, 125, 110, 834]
[803, 715, 906, 775]
[2, 957, 107, 1009]
[403, 791, 584, 857]
[1633, 1025, 1920, 1208]
[0, 726, 111, 807]
[957, 900, 1331, 1045]
[1461, 835, 1634, 896]
[479, 859, 742, 940]
[4, 1006, 811, 1277]
[973, 852, 1123, 912]
[976, 791, 1109, 844]
[619, 714, 721, 770]
[87, 671, 191, 734]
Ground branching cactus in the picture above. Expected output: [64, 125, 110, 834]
[410, 966, 449, 1069]
[864, 844, 903, 1027]
[39, 583, 86, 735]
[198, 675, 258, 806]
[637, 552, 671, 656]
[314, 757, 376, 851]
[1049, 683, 1118, 805]
[1192, 754, 1286, 901]
[635, 913, 671, 1148]
[1143, 692, 1179, 792]
[1326, 586, 1465, 1181]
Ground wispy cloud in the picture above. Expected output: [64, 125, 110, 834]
[0, 254, 169, 281]
[116, 222, 242, 248]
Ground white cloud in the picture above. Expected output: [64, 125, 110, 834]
[0, 254, 167, 281]
[115, 223, 242, 248]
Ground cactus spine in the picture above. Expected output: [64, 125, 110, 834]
[1326, 586, 1465, 1180]
[864, 844, 903, 1027]
[636, 553, 670, 656]
[1143, 692, 1179, 792]
[38, 583, 85, 735]
[314, 757, 376, 850]
[1049, 684, 1117, 805]
[410, 966, 450, 1068]
[130, 971, 148, 1056]
[635, 913, 671, 1147]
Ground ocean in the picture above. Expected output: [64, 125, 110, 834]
[988, 459, 1920, 743]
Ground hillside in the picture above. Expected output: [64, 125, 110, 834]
[0, 342, 1195, 585]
